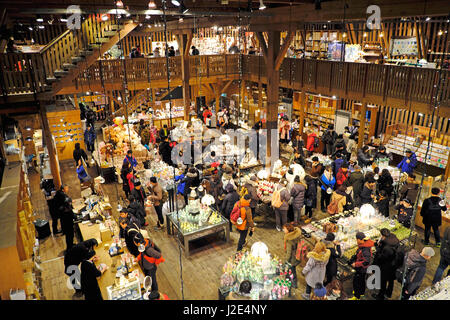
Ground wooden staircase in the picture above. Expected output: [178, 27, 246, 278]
[40, 14, 137, 95]
[114, 90, 148, 116]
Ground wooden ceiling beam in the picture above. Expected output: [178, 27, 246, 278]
[274, 31, 295, 71]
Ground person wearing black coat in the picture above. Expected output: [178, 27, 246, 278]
[304, 175, 318, 219]
[375, 190, 390, 218]
[324, 233, 342, 286]
[372, 229, 399, 300]
[131, 180, 147, 207]
[183, 167, 201, 201]
[80, 250, 104, 300]
[73, 143, 88, 167]
[55, 185, 76, 251]
[360, 180, 376, 205]
[357, 146, 373, 167]
[127, 195, 146, 227]
[420, 188, 447, 246]
[120, 163, 132, 199]
[221, 183, 240, 230]
[159, 137, 173, 166]
[377, 169, 394, 200]
[121, 219, 141, 257]
[64, 238, 98, 295]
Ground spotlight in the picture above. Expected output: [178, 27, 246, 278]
[425, 17, 431, 21]
[25, 137, 33, 142]
[60, 17, 68, 22]
[116, 0, 124, 7]
[101, 14, 109, 21]
[148, 1, 156, 8]
[172, 0, 181, 6]
[179, 17, 184, 22]
[259, 0, 266, 10]
[38, 25, 45, 29]
[145, 15, 151, 19]
[438, 30, 443, 36]
[363, 32, 367, 37]
[28, 26, 33, 31]
[36, 16, 43, 23]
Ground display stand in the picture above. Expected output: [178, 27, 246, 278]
[166, 210, 230, 257]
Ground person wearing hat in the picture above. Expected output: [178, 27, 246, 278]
[372, 228, 399, 300]
[348, 232, 375, 300]
[311, 282, 328, 300]
[396, 198, 414, 228]
[134, 234, 165, 297]
[131, 179, 147, 208]
[80, 249, 105, 300]
[401, 247, 435, 300]
[324, 232, 342, 286]
[397, 149, 417, 174]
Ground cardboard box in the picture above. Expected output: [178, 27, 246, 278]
[100, 227, 112, 243]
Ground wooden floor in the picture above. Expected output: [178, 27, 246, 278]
[31, 159, 446, 300]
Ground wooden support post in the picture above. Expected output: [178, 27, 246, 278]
[265, 31, 281, 171]
[177, 32, 192, 120]
[257, 81, 263, 112]
[73, 94, 79, 109]
[38, 103, 62, 189]
[298, 91, 306, 136]
[215, 80, 222, 114]
[358, 102, 367, 149]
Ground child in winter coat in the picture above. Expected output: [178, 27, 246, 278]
[302, 241, 331, 300]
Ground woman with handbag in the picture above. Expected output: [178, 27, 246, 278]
[283, 222, 302, 288]
[301, 241, 331, 300]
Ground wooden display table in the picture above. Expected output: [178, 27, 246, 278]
[78, 221, 143, 299]
[166, 212, 230, 257]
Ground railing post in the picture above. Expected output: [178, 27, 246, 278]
[405, 68, 413, 106]
[362, 63, 369, 98]
[206, 55, 209, 78]
[383, 65, 390, 103]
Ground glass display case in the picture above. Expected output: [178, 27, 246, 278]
[166, 205, 230, 257]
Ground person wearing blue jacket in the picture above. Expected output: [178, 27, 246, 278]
[123, 150, 138, 168]
[397, 149, 417, 174]
[175, 173, 186, 195]
[84, 124, 96, 154]
[320, 166, 336, 213]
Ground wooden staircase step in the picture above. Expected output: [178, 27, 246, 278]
[46, 77, 58, 83]
[71, 56, 84, 63]
[109, 24, 124, 31]
[103, 31, 117, 37]
[88, 44, 101, 49]
[54, 70, 69, 77]
[96, 37, 110, 43]
[62, 63, 76, 70]
[79, 50, 93, 56]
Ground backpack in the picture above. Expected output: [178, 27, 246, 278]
[327, 195, 344, 215]
[295, 239, 311, 267]
[230, 202, 242, 225]
[427, 198, 443, 213]
[313, 137, 320, 148]
[271, 188, 285, 208]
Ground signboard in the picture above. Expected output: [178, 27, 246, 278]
[390, 37, 418, 57]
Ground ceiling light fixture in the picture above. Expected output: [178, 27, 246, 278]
[38, 25, 45, 29]
[179, 17, 183, 22]
[116, 0, 124, 7]
[60, 17, 68, 22]
[259, 0, 266, 10]
[425, 17, 431, 21]
[172, 0, 181, 6]
[101, 14, 109, 21]
[179, 2, 189, 14]
[148, 1, 156, 8]
[145, 14, 151, 19]
[28, 26, 33, 31]
[36, 16, 43, 23]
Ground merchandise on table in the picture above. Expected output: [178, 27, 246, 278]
[409, 276, 450, 300]
[220, 242, 294, 300]
[153, 106, 184, 120]
[306, 153, 333, 167]
[170, 203, 226, 233]
[106, 271, 141, 300]
[257, 179, 275, 202]
[141, 159, 181, 190]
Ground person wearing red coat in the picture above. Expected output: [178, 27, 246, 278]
[203, 107, 212, 125]
[306, 130, 318, 156]
[336, 163, 349, 189]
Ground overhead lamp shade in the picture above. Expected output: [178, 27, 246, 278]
[116, 0, 124, 7]
[171, 0, 181, 6]
[259, 0, 266, 10]
[148, 1, 157, 8]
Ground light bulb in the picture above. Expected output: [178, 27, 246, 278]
[172, 0, 181, 6]
[259, 0, 266, 10]
[116, 0, 124, 7]
[148, 1, 156, 9]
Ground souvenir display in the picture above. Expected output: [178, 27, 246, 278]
[409, 276, 450, 300]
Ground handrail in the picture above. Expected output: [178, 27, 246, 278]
[40, 28, 72, 54]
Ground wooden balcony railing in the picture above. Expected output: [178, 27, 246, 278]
[74, 54, 240, 89]
[0, 53, 448, 112]
[242, 55, 449, 108]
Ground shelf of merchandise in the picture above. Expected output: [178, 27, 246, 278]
[303, 94, 339, 130]
[362, 41, 383, 63]
[295, 30, 342, 59]
[385, 134, 449, 169]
